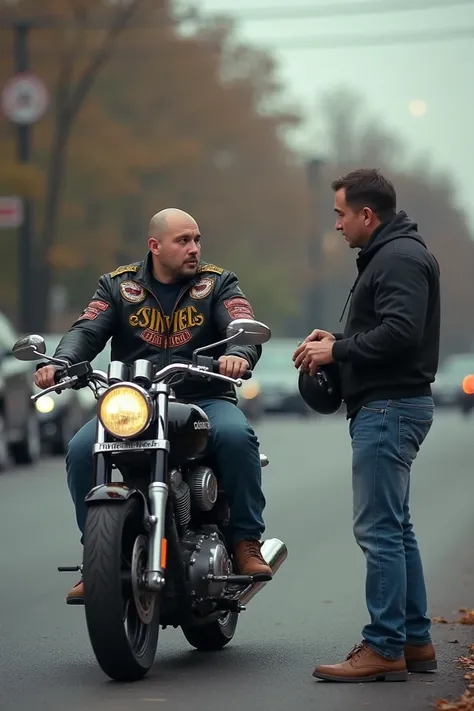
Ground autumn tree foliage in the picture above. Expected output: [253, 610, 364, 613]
[0, 0, 309, 332]
[0, 4, 472, 352]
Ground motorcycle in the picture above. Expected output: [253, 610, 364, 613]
[12, 318, 287, 682]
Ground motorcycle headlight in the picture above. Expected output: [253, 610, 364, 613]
[98, 383, 152, 439]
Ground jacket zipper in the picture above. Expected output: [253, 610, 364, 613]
[135, 281, 191, 367]
[165, 285, 191, 365]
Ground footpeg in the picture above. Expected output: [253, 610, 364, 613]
[58, 565, 82, 573]
[207, 573, 272, 585]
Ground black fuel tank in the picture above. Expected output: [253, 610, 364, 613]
[167, 401, 211, 466]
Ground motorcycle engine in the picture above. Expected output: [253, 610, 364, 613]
[169, 465, 219, 531]
[183, 530, 232, 600]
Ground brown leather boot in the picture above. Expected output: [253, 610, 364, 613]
[312, 641, 408, 682]
[66, 579, 84, 605]
[234, 539, 272, 577]
[404, 642, 437, 672]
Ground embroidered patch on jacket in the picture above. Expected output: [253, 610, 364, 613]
[77, 308, 100, 322]
[223, 297, 254, 320]
[119, 280, 146, 303]
[109, 264, 140, 278]
[140, 329, 165, 347]
[88, 300, 109, 312]
[198, 263, 224, 275]
[189, 277, 215, 300]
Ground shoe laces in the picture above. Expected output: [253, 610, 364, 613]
[346, 642, 367, 661]
[241, 540, 262, 561]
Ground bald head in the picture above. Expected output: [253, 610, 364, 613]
[147, 207, 201, 282]
[148, 208, 198, 240]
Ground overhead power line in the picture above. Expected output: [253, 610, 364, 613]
[200, 0, 474, 21]
[0, 25, 472, 55]
[1, 0, 473, 30]
[255, 25, 474, 50]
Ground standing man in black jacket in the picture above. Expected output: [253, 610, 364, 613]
[294, 169, 440, 682]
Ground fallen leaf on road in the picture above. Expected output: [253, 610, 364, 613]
[435, 637, 474, 709]
[459, 609, 474, 625]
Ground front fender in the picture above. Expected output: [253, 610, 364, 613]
[85, 483, 150, 519]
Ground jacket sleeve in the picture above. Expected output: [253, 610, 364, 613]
[52, 275, 118, 364]
[213, 272, 261, 369]
[332, 253, 430, 364]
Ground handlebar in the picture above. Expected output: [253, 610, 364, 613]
[209, 358, 252, 380]
[32, 359, 251, 401]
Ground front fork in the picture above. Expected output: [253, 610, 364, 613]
[92, 383, 171, 593]
[146, 383, 170, 593]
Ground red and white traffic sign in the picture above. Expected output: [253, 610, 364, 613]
[1, 73, 49, 125]
[0, 197, 23, 229]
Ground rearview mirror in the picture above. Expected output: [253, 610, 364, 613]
[12, 334, 46, 361]
[226, 319, 271, 346]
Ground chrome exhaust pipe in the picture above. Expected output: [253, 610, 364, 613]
[234, 537, 287, 606]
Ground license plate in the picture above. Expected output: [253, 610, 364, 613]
[94, 440, 162, 452]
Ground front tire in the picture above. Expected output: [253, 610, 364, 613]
[181, 610, 239, 651]
[83, 498, 160, 681]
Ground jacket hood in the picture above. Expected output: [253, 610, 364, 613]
[338, 211, 426, 323]
[357, 210, 426, 271]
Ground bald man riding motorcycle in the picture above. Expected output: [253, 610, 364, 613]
[35, 208, 272, 604]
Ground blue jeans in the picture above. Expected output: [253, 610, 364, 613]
[349, 396, 434, 660]
[66, 398, 266, 543]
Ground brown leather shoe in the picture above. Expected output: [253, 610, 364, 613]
[234, 539, 272, 577]
[66, 579, 84, 605]
[312, 641, 408, 682]
[404, 642, 437, 672]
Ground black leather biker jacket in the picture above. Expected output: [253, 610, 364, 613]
[51, 252, 261, 403]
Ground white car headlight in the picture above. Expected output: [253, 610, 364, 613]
[35, 395, 55, 414]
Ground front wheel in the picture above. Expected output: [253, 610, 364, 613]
[83, 498, 160, 681]
[181, 610, 239, 651]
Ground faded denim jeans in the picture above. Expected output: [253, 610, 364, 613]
[349, 396, 434, 659]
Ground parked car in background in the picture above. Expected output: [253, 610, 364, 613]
[32, 334, 89, 455]
[0, 311, 41, 470]
[432, 352, 474, 413]
[250, 338, 312, 416]
[237, 376, 265, 421]
[460, 372, 474, 416]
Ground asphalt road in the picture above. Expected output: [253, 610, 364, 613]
[1, 410, 474, 711]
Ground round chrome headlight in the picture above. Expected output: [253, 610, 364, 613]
[98, 383, 152, 439]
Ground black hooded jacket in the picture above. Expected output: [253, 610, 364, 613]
[331, 211, 441, 418]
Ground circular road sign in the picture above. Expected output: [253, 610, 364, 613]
[1, 73, 49, 125]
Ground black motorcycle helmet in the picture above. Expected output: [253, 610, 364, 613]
[298, 362, 342, 415]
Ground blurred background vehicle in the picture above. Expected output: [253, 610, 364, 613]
[238, 339, 312, 418]
[32, 334, 89, 455]
[432, 352, 474, 413]
[0, 311, 41, 470]
[460, 372, 474, 417]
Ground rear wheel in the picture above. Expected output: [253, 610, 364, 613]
[83, 497, 160, 681]
[181, 610, 238, 650]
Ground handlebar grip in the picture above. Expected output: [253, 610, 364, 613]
[211, 359, 252, 380]
[53, 367, 67, 385]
